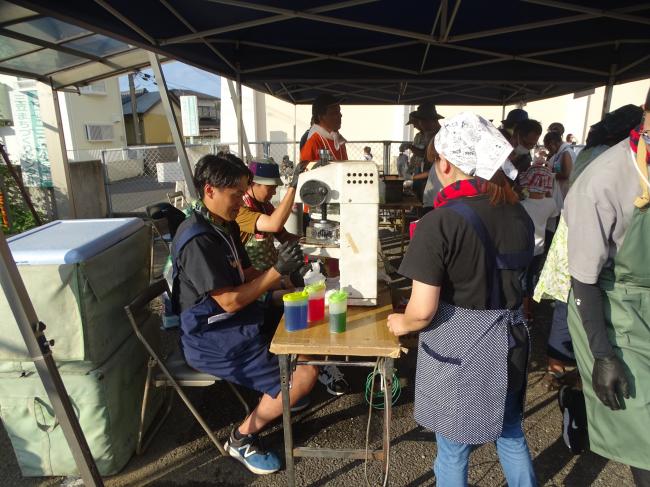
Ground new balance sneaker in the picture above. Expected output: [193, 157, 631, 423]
[224, 429, 281, 475]
[318, 365, 350, 396]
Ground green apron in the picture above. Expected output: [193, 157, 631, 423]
[568, 142, 650, 470]
[244, 233, 278, 272]
[241, 193, 279, 272]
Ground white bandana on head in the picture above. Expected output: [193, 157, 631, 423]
[434, 111, 517, 181]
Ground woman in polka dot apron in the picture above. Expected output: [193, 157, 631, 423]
[388, 112, 537, 486]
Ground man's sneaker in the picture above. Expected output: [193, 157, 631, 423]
[224, 429, 281, 475]
[318, 365, 350, 396]
[290, 395, 311, 413]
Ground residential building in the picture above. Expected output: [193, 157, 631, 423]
[121, 88, 220, 145]
[1, 75, 126, 165]
[58, 78, 127, 161]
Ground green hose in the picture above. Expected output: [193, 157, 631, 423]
[364, 368, 401, 409]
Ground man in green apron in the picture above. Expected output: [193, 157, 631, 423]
[235, 159, 350, 396]
[565, 91, 649, 486]
[237, 159, 301, 275]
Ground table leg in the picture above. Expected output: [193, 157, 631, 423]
[382, 358, 393, 477]
[279, 354, 295, 487]
[400, 208, 407, 255]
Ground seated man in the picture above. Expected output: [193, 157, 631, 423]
[171, 154, 318, 475]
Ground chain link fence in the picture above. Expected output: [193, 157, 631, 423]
[99, 140, 409, 215]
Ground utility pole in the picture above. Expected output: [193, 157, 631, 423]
[128, 73, 143, 145]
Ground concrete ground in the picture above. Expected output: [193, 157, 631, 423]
[0, 230, 636, 487]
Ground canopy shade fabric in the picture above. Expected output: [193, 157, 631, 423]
[0, 1, 170, 90]
[3, 0, 650, 105]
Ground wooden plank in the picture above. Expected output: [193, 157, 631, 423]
[270, 287, 401, 358]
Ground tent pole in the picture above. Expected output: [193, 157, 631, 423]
[128, 73, 143, 145]
[601, 67, 616, 118]
[237, 73, 244, 159]
[581, 93, 592, 144]
[51, 87, 77, 218]
[226, 78, 251, 158]
[148, 52, 197, 200]
[0, 231, 103, 486]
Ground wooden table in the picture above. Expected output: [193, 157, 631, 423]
[379, 197, 422, 254]
[270, 288, 401, 487]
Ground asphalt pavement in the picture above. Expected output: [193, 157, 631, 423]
[0, 230, 635, 487]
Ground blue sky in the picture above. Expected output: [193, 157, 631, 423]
[118, 61, 221, 97]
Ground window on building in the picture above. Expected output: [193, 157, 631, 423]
[79, 81, 106, 95]
[85, 123, 114, 141]
[198, 105, 217, 118]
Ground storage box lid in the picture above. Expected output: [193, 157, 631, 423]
[8, 218, 144, 265]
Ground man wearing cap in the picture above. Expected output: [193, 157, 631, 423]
[300, 94, 347, 162]
[237, 158, 351, 396]
[407, 103, 444, 208]
[501, 108, 529, 136]
[236, 159, 302, 280]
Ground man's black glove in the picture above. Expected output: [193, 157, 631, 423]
[274, 241, 304, 275]
[289, 263, 311, 287]
[289, 163, 305, 189]
[593, 355, 630, 410]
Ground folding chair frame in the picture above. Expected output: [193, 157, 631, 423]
[125, 279, 251, 456]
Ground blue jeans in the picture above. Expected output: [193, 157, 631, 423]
[433, 390, 537, 487]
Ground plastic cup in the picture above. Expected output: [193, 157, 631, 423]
[328, 290, 348, 333]
[305, 281, 326, 323]
[283, 291, 308, 332]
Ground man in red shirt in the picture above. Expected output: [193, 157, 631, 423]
[300, 94, 347, 162]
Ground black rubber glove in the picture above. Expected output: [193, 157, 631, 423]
[289, 163, 304, 189]
[274, 241, 304, 275]
[289, 263, 311, 287]
[593, 355, 630, 410]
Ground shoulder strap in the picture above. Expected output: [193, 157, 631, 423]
[445, 201, 500, 308]
[169, 220, 214, 315]
[445, 201, 534, 309]
[171, 221, 214, 280]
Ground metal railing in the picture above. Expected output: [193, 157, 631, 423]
[96, 140, 410, 215]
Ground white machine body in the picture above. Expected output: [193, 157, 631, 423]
[296, 161, 379, 306]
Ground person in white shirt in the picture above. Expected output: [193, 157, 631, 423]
[519, 163, 560, 321]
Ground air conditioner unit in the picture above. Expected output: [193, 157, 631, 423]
[85, 124, 114, 142]
[80, 81, 107, 95]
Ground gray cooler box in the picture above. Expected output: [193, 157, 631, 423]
[0, 315, 162, 477]
[0, 218, 151, 370]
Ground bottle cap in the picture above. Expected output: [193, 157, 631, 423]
[283, 291, 308, 302]
[328, 290, 348, 304]
[304, 281, 326, 294]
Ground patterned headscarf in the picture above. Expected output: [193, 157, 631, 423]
[434, 112, 517, 181]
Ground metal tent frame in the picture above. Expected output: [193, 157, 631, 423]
[0, 2, 649, 483]
[2, 0, 648, 108]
